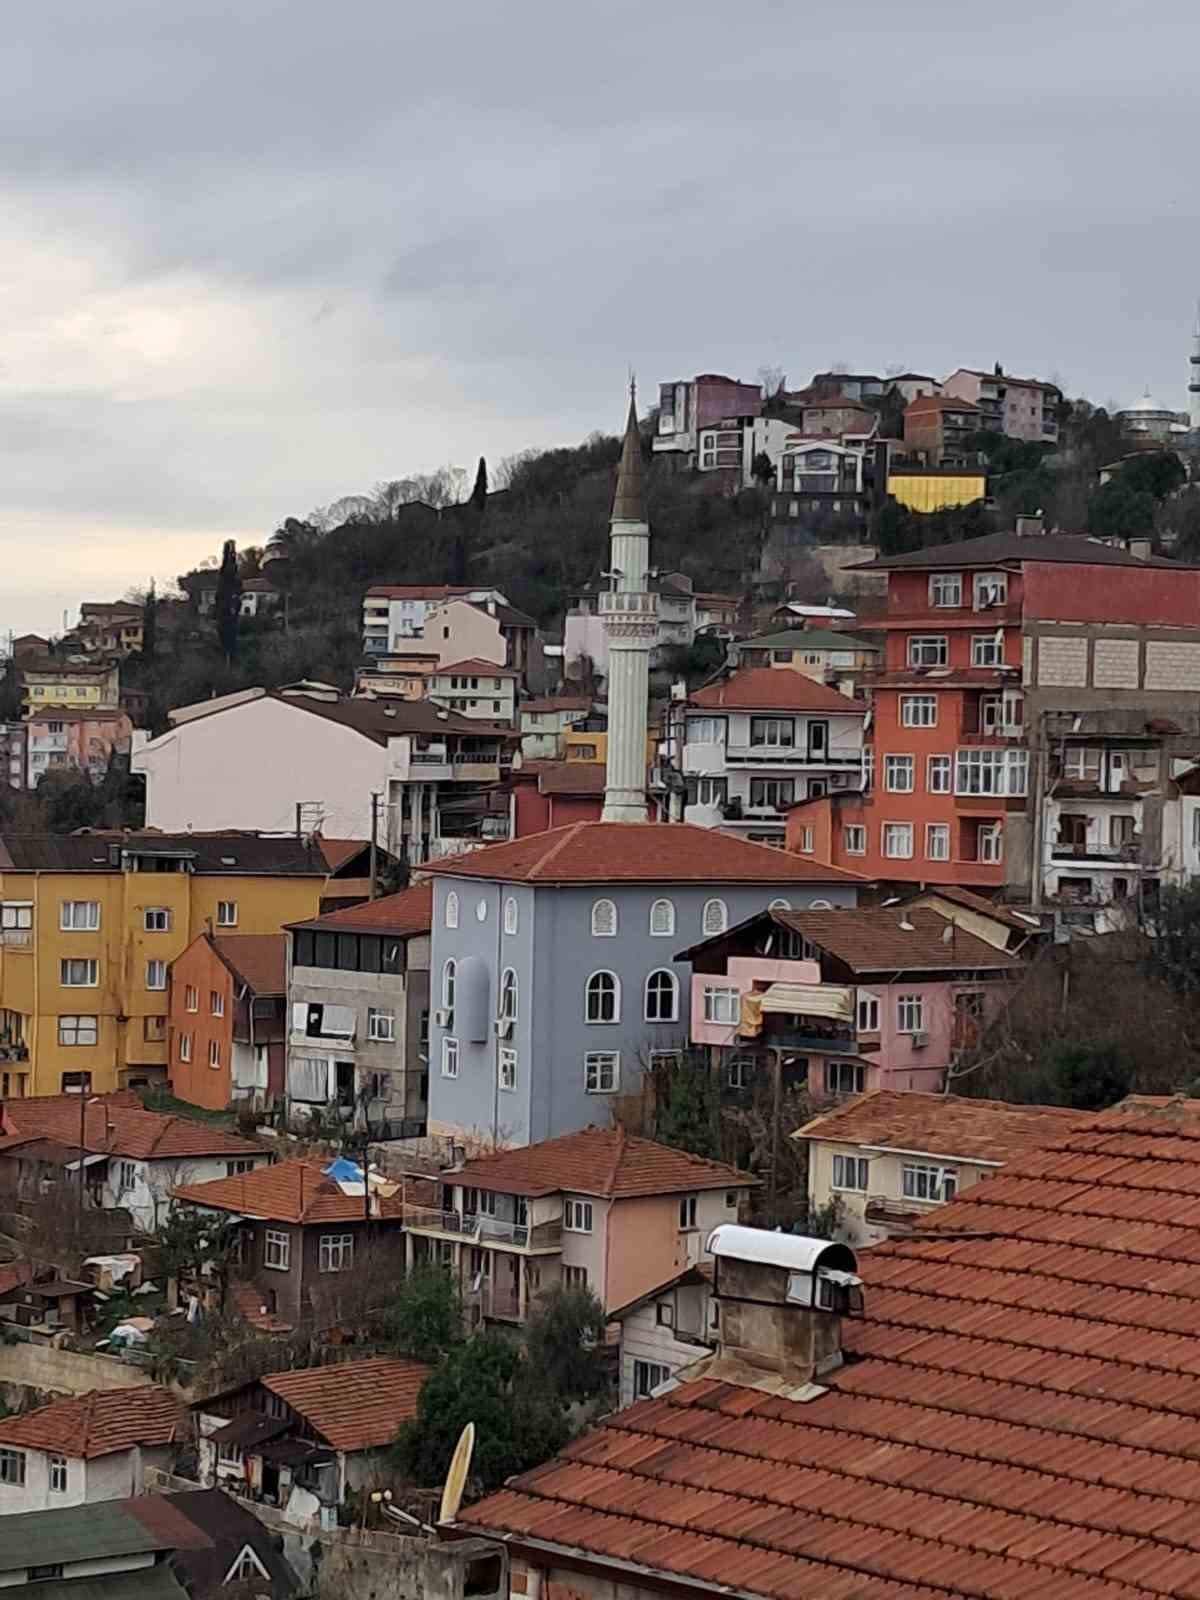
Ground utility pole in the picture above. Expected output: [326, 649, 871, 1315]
[369, 791, 381, 899]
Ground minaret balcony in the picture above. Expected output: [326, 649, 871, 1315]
[599, 590, 657, 620]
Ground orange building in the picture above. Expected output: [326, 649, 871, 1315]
[168, 934, 287, 1112]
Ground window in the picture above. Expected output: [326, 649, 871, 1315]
[60, 958, 98, 987]
[843, 824, 866, 856]
[591, 898, 617, 937]
[749, 777, 796, 811]
[216, 900, 238, 927]
[884, 755, 914, 793]
[146, 960, 167, 991]
[442, 1036, 459, 1078]
[825, 1060, 866, 1095]
[796, 826, 814, 853]
[564, 1197, 593, 1232]
[226, 1158, 254, 1178]
[678, 1193, 698, 1230]
[971, 632, 1003, 667]
[48, 1455, 67, 1493]
[499, 1046, 517, 1091]
[702, 897, 728, 936]
[367, 1007, 396, 1041]
[768, 897, 791, 911]
[688, 715, 724, 743]
[58, 1014, 98, 1046]
[750, 716, 795, 747]
[585, 971, 619, 1023]
[319, 1233, 354, 1272]
[208, 1039, 221, 1068]
[584, 1051, 619, 1094]
[897, 994, 925, 1033]
[928, 755, 952, 793]
[143, 907, 170, 931]
[727, 1053, 755, 1089]
[979, 823, 1003, 863]
[1, 902, 32, 930]
[973, 571, 1008, 608]
[882, 823, 914, 859]
[210, 989, 224, 1016]
[857, 992, 880, 1032]
[634, 1360, 671, 1397]
[955, 748, 1027, 796]
[656, 1298, 676, 1327]
[703, 985, 741, 1026]
[907, 635, 948, 667]
[644, 969, 679, 1022]
[649, 898, 676, 936]
[183, 984, 198, 1013]
[0, 1447, 25, 1485]
[504, 896, 518, 935]
[118, 1160, 137, 1193]
[928, 573, 962, 608]
[900, 695, 937, 728]
[903, 1163, 958, 1202]
[832, 1154, 870, 1192]
[563, 1264, 589, 1290]
[60, 900, 100, 930]
[264, 1230, 291, 1270]
[445, 890, 459, 929]
[862, 748, 874, 790]
[442, 959, 456, 1013]
[926, 823, 950, 861]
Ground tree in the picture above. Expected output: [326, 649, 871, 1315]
[1118, 450, 1186, 502]
[156, 1205, 235, 1283]
[215, 540, 242, 663]
[393, 1335, 569, 1494]
[141, 581, 157, 662]
[1087, 478, 1156, 539]
[750, 452, 775, 492]
[524, 1283, 607, 1401]
[471, 456, 488, 512]
[1143, 882, 1200, 997]
[384, 1265, 464, 1362]
[1054, 1043, 1133, 1110]
[652, 1052, 721, 1159]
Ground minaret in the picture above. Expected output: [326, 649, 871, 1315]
[600, 387, 658, 823]
[1190, 302, 1200, 431]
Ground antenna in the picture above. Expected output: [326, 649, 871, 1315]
[439, 1421, 475, 1523]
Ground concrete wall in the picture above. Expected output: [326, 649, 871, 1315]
[0, 1341, 154, 1404]
[289, 953, 428, 1122]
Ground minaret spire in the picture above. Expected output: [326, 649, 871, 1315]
[600, 384, 657, 824]
[1189, 300, 1200, 432]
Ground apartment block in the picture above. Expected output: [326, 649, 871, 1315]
[942, 366, 1061, 443]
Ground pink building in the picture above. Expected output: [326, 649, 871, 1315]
[25, 707, 133, 788]
[942, 366, 1061, 443]
[680, 904, 1020, 1099]
[653, 374, 763, 466]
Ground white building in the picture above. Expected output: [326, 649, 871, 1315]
[0, 1387, 182, 1514]
[612, 1265, 717, 1406]
[361, 585, 508, 655]
[695, 416, 798, 485]
[565, 570, 695, 684]
[426, 659, 518, 723]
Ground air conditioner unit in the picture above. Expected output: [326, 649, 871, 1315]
[433, 1009, 453, 1028]
[911, 1031, 929, 1049]
[493, 1018, 513, 1039]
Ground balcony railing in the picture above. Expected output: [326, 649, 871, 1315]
[598, 591, 656, 619]
[0, 930, 32, 950]
[405, 1206, 563, 1251]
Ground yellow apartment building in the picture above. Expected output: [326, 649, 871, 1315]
[21, 660, 120, 713]
[0, 833, 327, 1098]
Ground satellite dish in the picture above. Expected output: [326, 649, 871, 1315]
[439, 1421, 476, 1524]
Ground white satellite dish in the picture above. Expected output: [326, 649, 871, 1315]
[439, 1421, 476, 1524]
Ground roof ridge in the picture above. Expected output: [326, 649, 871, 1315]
[526, 823, 587, 881]
[604, 1125, 627, 1195]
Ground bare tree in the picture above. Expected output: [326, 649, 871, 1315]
[757, 365, 787, 400]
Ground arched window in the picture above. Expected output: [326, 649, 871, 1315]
[591, 898, 617, 937]
[500, 968, 518, 1022]
[808, 899, 833, 911]
[768, 898, 792, 912]
[442, 959, 456, 1012]
[445, 890, 459, 930]
[649, 898, 676, 937]
[585, 970, 620, 1023]
[644, 969, 679, 1023]
[702, 898, 728, 936]
[504, 897, 518, 935]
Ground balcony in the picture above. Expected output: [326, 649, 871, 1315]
[1050, 841, 1150, 868]
[0, 930, 32, 950]
[598, 591, 657, 623]
[724, 747, 861, 769]
[404, 1206, 563, 1254]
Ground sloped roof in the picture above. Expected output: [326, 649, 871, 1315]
[854, 530, 1190, 572]
[210, 933, 286, 996]
[0, 1385, 184, 1459]
[794, 1089, 1080, 1163]
[364, 583, 481, 600]
[421, 822, 866, 886]
[279, 692, 512, 743]
[735, 629, 877, 653]
[2, 1094, 264, 1162]
[612, 393, 647, 523]
[0, 830, 327, 876]
[914, 883, 1039, 933]
[776, 906, 1020, 972]
[538, 763, 607, 797]
[520, 695, 593, 714]
[452, 1126, 757, 1200]
[315, 837, 368, 872]
[688, 668, 865, 713]
[260, 1356, 431, 1451]
[288, 879, 433, 937]
[458, 1096, 1200, 1600]
[173, 1157, 409, 1224]
[906, 392, 982, 414]
[433, 657, 519, 676]
[147, 1490, 301, 1597]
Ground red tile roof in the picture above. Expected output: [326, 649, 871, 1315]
[453, 1127, 757, 1200]
[315, 837, 368, 872]
[461, 1096, 1200, 1600]
[1, 1095, 264, 1162]
[288, 879, 433, 937]
[210, 933, 287, 996]
[422, 822, 867, 886]
[914, 883, 1039, 934]
[906, 392, 982, 414]
[538, 763, 608, 797]
[520, 696, 593, 714]
[433, 658, 518, 676]
[688, 668, 865, 714]
[260, 1356, 431, 1451]
[173, 1157, 409, 1224]
[0, 1385, 184, 1459]
[364, 584, 479, 600]
[794, 1089, 1080, 1164]
[776, 906, 1022, 971]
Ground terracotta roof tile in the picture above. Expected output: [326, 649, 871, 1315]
[775, 906, 1021, 971]
[260, 1356, 431, 1450]
[0, 1385, 184, 1458]
[457, 1097, 1200, 1600]
[1, 1094, 264, 1162]
[422, 822, 866, 886]
[315, 837, 368, 872]
[433, 658, 518, 676]
[210, 933, 287, 996]
[688, 668, 865, 714]
[795, 1091, 1079, 1164]
[453, 1127, 757, 1200]
[288, 880, 432, 937]
[173, 1156, 409, 1224]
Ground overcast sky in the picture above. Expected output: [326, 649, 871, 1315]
[4, 0, 1199, 636]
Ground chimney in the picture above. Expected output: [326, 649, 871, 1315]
[1015, 513, 1045, 538]
[705, 1225, 863, 1392]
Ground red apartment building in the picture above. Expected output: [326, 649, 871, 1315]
[788, 529, 1200, 894]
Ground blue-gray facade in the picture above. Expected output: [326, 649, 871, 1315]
[427, 873, 858, 1147]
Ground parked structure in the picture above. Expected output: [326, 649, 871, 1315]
[284, 881, 432, 1137]
[732, 629, 880, 696]
[795, 1089, 1080, 1244]
[24, 708, 132, 789]
[0, 831, 326, 1095]
[0, 1386, 184, 1515]
[405, 1126, 755, 1324]
[678, 905, 1020, 1099]
[167, 934, 287, 1113]
[942, 366, 1061, 442]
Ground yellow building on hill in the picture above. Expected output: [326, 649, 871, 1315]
[0, 833, 327, 1097]
[20, 660, 120, 713]
[887, 468, 987, 514]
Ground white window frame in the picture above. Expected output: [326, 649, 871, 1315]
[882, 823, 914, 860]
[678, 1193, 698, 1230]
[564, 1197, 594, 1232]
[856, 992, 880, 1032]
[585, 970, 620, 1024]
[441, 1036, 459, 1078]
[60, 900, 100, 931]
[584, 1051, 619, 1094]
[0, 1448, 26, 1486]
[825, 1060, 865, 1095]
[703, 985, 741, 1026]
[146, 960, 167, 991]
[179, 1033, 192, 1062]
[216, 900, 238, 927]
[649, 898, 676, 937]
[884, 754, 915, 793]
[973, 571, 1008, 609]
[832, 1154, 870, 1192]
[1, 902, 32, 931]
[955, 748, 1027, 796]
[143, 907, 170, 932]
[208, 1039, 221, 1068]
[902, 1162, 958, 1203]
[796, 825, 813, 853]
[971, 632, 1003, 668]
[928, 573, 962, 609]
[978, 823, 1004, 864]
[634, 1359, 671, 1398]
[897, 994, 925, 1034]
[926, 823, 951, 862]
[60, 958, 98, 988]
[210, 989, 225, 1017]
[442, 959, 456, 1012]
[319, 1233, 354, 1272]
[928, 755, 952, 793]
[48, 1455, 67, 1493]
[264, 1229, 291, 1270]
[503, 896, 518, 935]
[907, 635, 948, 667]
[591, 898, 617, 937]
[58, 1014, 98, 1046]
[900, 695, 937, 728]
[367, 1007, 396, 1042]
[843, 824, 867, 856]
[749, 716, 795, 748]
[644, 968, 679, 1023]
[445, 890, 459, 930]
[702, 897, 728, 935]
[498, 1046, 517, 1092]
